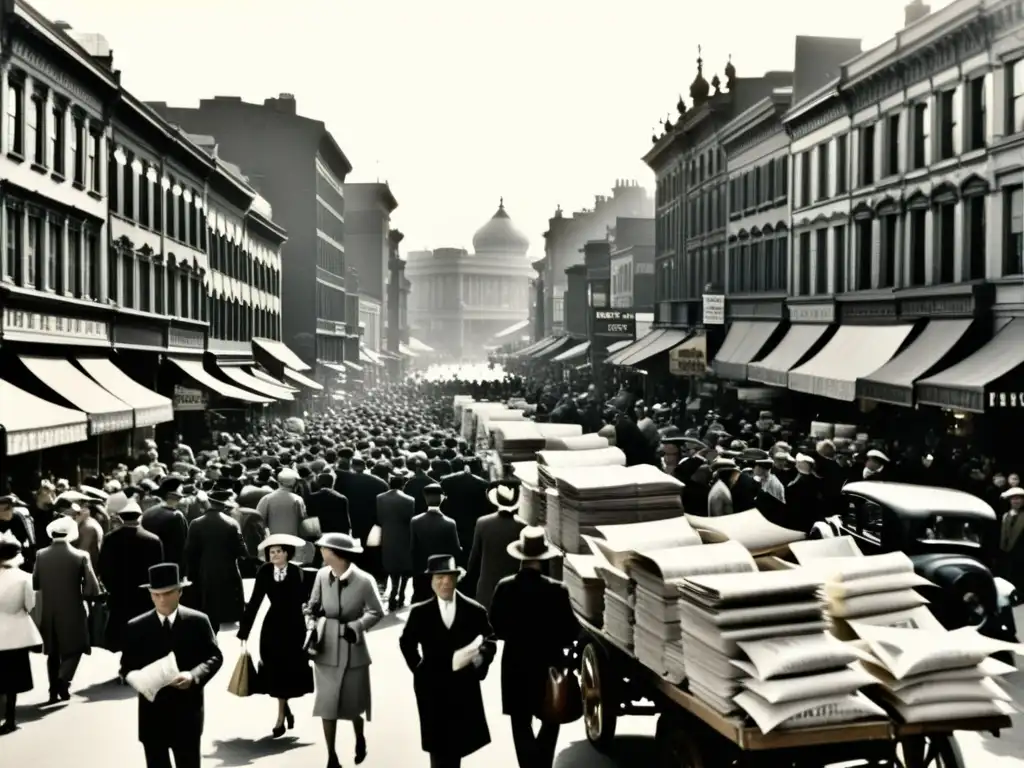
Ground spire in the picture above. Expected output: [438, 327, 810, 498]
[690, 45, 710, 105]
[677, 93, 687, 115]
[724, 54, 736, 90]
[499, 196, 504, 209]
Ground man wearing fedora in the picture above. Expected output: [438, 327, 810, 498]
[141, 478, 189, 569]
[465, 478, 527, 610]
[120, 563, 223, 768]
[489, 527, 579, 768]
[399, 554, 496, 768]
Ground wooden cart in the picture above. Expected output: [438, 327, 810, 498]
[576, 615, 1011, 768]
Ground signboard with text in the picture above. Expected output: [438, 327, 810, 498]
[669, 334, 709, 376]
[173, 386, 207, 412]
[702, 294, 725, 325]
[591, 308, 636, 339]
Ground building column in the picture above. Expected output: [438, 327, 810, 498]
[20, 206, 29, 287]
[870, 217, 881, 289]
[953, 200, 965, 283]
[83, 115, 92, 191]
[923, 209, 935, 286]
[61, 217, 70, 295]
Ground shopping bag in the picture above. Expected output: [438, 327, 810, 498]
[538, 666, 582, 724]
[88, 599, 111, 650]
[227, 651, 257, 697]
[366, 525, 383, 547]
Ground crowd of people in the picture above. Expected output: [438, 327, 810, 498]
[0, 367, 1022, 768]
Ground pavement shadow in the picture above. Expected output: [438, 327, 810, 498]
[554, 736, 657, 768]
[369, 611, 405, 632]
[74, 676, 136, 702]
[205, 736, 308, 766]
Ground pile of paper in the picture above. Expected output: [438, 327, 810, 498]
[535, 423, 584, 445]
[850, 621, 1020, 723]
[564, 552, 604, 623]
[627, 540, 756, 682]
[544, 488, 562, 547]
[545, 434, 610, 451]
[677, 569, 835, 718]
[536, 447, 627, 493]
[489, 420, 545, 462]
[685, 509, 805, 555]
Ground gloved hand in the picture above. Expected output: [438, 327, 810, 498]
[342, 626, 357, 644]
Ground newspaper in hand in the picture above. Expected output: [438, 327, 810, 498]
[125, 652, 180, 703]
[452, 635, 484, 672]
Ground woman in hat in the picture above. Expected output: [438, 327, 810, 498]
[0, 494, 33, 569]
[489, 527, 579, 768]
[304, 532, 384, 768]
[237, 532, 314, 738]
[0, 530, 42, 733]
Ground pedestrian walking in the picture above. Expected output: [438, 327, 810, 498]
[0, 530, 42, 734]
[375, 475, 415, 609]
[257, 468, 307, 536]
[465, 479, 527, 610]
[237, 533, 314, 738]
[119, 563, 224, 768]
[305, 532, 384, 768]
[399, 553, 496, 768]
[183, 491, 247, 632]
[489, 527, 580, 768]
[410, 484, 461, 602]
[140, 477, 189, 568]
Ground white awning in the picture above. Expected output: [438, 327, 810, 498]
[282, 368, 325, 391]
[552, 340, 590, 363]
[321, 362, 347, 374]
[251, 369, 298, 390]
[360, 345, 384, 367]
[77, 358, 174, 428]
[0, 377, 88, 455]
[20, 356, 134, 435]
[220, 366, 295, 401]
[252, 337, 311, 372]
[408, 337, 434, 353]
[606, 339, 632, 354]
[494, 319, 530, 339]
[343, 360, 364, 373]
[398, 343, 418, 357]
[167, 358, 272, 404]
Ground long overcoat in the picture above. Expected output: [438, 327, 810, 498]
[97, 525, 164, 651]
[376, 489, 415, 575]
[466, 510, 526, 609]
[399, 592, 495, 758]
[32, 540, 100, 656]
[183, 511, 247, 626]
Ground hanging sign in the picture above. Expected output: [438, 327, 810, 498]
[592, 308, 635, 338]
[702, 294, 725, 325]
[989, 391, 1024, 408]
[669, 334, 709, 376]
[173, 385, 207, 411]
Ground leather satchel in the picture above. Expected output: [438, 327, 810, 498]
[538, 666, 583, 724]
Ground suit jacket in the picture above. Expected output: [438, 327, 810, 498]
[304, 564, 384, 668]
[140, 504, 189, 568]
[376, 489, 415, 575]
[183, 512, 246, 625]
[119, 606, 223, 745]
[256, 488, 306, 537]
[707, 479, 733, 517]
[33, 540, 100, 656]
[403, 471, 434, 516]
[335, 471, 388, 541]
[410, 509, 461, 574]
[440, 470, 491, 565]
[98, 525, 164, 652]
[306, 488, 351, 535]
[466, 510, 526, 609]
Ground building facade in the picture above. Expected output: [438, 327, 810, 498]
[149, 94, 353, 371]
[608, 216, 655, 309]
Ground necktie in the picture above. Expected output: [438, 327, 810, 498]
[163, 618, 173, 638]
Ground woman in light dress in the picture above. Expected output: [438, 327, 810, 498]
[0, 529, 43, 733]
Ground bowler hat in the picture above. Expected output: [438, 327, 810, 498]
[424, 554, 465, 579]
[141, 563, 191, 593]
[158, 476, 184, 499]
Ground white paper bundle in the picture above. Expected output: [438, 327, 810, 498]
[883, 676, 1012, 707]
[545, 434, 608, 451]
[594, 563, 632, 601]
[589, 519, 701, 568]
[685, 509, 805, 555]
[736, 633, 860, 680]
[827, 589, 930, 619]
[734, 690, 887, 733]
[884, 699, 1016, 724]
[679, 598, 823, 629]
[860, 655, 1015, 692]
[602, 590, 634, 650]
[537, 446, 626, 469]
[680, 567, 823, 607]
[544, 488, 561, 548]
[534, 423, 584, 440]
[808, 551, 914, 583]
[740, 665, 875, 704]
[831, 605, 942, 641]
[511, 461, 539, 488]
[563, 553, 604, 622]
[125, 652, 180, 703]
[788, 536, 862, 564]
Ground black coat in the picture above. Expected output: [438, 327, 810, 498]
[489, 568, 579, 715]
[141, 504, 189, 568]
[399, 593, 496, 758]
[440, 470, 491, 565]
[786, 473, 823, 534]
[97, 525, 164, 651]
[682, 465, 711, 518]
[403, 472, 434, 516]
[183, 512, 246, 626]
[335, 471, 388, 541]
[237, 562, 313, 699]
[731, 472, 761, 513]
[410, 509, 461, 573]
[376, 489, 416, 575]
[306, 488, 351, 535]
[119, 606, 224, 745]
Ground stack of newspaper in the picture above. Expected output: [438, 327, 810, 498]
[544, 434, 609, 451]
[563, 552, 605, 624]
[510, 462, 543, 525]
[849, 621, 1020, 723]
[677, 569, 836, 718]
[489, 421, 545, 462]
[544, 488, 562, 548]
[627, 540, 756, 682]
[536, 446, 626, 492]
[685, 509, 805, 555]
[534, 423, 584, 445]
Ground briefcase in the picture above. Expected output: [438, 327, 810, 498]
[88, 599, 111, 650]
[538, 666, 583, 724]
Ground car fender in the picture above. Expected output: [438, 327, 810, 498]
[912, 552, 997, 627]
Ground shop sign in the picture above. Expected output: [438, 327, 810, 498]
[669, 334, 709, 376]
[6, 422, 89, 456]
[702, 294, 725, 325]
[167, 328, 204, 351]
[173, 385, 207, 411]
[989, 391, 1024, 408]
[2, 309, 109, 345]
[592, 308, 635, 338]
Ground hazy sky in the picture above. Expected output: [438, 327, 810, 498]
[35, 0, 952, 256]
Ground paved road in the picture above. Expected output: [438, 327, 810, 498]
[2, 586, 1021, 767]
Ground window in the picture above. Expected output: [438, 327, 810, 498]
[1009, 59, 1024, 135]
[799, 151, 812, 207]
[909, 209, 927, 286]
[833, 225, 846, 294]
[139, 165, 151, 227]
[4, 208, 20, 282]
[71, 115, 84, 185]
[855, 219, 872, 290]
[1005, 188, 1024, 276]
[911, 102, 929, 170]
[108, 155, 119, 214]
[798, 232, 811, 296]
[85, 231, 98, 299]
[816, 143, 829, 201]
[50, 105, 64, 175]
[859, 125, 875, 186]
[68, 226, 80, 297]
[815, 229, 828, 294]
[967, 76, 986, 151]
[165, 183, 175, 239]
[937, 203, 956, 283]
[123, 157, 136, 219]
[937, 89, 958, 161]
[966, 195, 986, 281]
[47, 220, 60, 291]
[879, 215, 897, 289]
[884, 113, 900, 177]
[139, 261, 151, 313]
[89, 132, 101, 193]
[25, 215, 40, 289]
[30, 94, 44, 166]
[6, 82, 22, 156]
[836, 134, 848, 194]
[122, 254, 134, 307]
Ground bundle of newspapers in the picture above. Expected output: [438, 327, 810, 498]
[685, 509, 805, 555]
[488, 420, 546, 462]
[511, 461, 544, 526]
[850, 621, 1021, 723]
[627, 540, 756, 683]
[563, 552, 605, 623]
[544, 488, 562, 547]
[582, 518, 702, 653]
[679, 569, 885, 732]
[536, 446, 626, 492]
[544, 434, 609, 451]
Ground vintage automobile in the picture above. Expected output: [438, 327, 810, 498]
[815, 481, 1018, 643]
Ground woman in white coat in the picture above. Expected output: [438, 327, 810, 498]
[0, 529, 43, 733]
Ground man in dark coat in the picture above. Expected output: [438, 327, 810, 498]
[376, 475, 416, 609]
[98, 499, 164, 652]
[489, 527, 579, 768]
[182, 492, 246, 632]
[306, 472, 351, 535]
[399, 554, 496, 768]
[410, 485, 461, 603]
[440, 466, 490, 567]
[141, 478, 189, 569]
[466, 479, 526, 610]
[787, 454, 825, 534]
[335, 457, 388, 585]
[403, 459, 434, 516]
[120, 563, 223, 768]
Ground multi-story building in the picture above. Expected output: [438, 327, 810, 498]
[608, 217, 655, 309]
[148, 94, 354, 371]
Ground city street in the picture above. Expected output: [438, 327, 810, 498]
[3, 585, 1023, 767]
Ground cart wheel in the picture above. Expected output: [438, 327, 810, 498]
[580, 642, 618, 751]
[655, 711, 706, 768]
[895, 734, 964, 768]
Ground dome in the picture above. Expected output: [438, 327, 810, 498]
[472, 198, 529, 255]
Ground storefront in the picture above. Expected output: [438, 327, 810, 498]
[711, 296, 786, 382]
[747, 301, 836, 388]
[251, 336, 324, 397]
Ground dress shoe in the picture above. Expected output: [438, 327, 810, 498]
[57, 686, 71, 702]
[271, 725, 286, 739]
[0, 721, 16, 735]
[355, 734, 367, 764]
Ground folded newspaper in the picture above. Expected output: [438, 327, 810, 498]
[125, 652, 180, 703]
[733, 690, 886, 734]
[685, 509, 805, 555]
[452, 635, 484, 671]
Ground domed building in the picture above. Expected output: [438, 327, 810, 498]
[406, 199, 534, 359]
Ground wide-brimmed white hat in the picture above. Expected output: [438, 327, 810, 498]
[46, 516, 79, 543]
[866, 449, 890, 463]
[257, 533, 306, 553]
[1002, 487, 1024, 500]
[277, 468, 299, 487]
[486, 479, 521, 512]
[507, 526, 559, 561]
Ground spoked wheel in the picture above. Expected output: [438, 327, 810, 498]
[655, 712, 707, 768]
[581, 642, 618, 751]
[894, 734, 964, 768]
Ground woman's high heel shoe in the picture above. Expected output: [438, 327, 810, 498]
[355, 734, 367, 765]
[285, 704, 295, 730]
[271, 724, 286, 739]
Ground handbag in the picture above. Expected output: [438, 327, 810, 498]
[227, 650, 257, 697]
[538, 666, 583, 724]
[303, 616, 327, 658]
[88, 599, 111, 650]
[366, 524, 382, 547]
[300, 517, 322, 541]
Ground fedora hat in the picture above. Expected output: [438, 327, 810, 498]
[315, 532, 363, 556]
[46, 515, 79, 543]
[141, 563, 191, 593]
[425, 553, 465, 580]
[486, 479, 521, 512]
[507, 526, 559, 561]
[157, 476, 184, 499]
[0, 530, 24, 568]
[258, 532, 307, 553]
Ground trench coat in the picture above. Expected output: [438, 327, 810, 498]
[32, 540, 100, 656]
[399, 592, 496, 758]
[466, 510, 526, 610]
[183, 511, 246, 627]
[257, 487, 307, 538]
[376, 489, 415, 575]
[97, 524, 164, 651]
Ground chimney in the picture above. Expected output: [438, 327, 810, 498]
[264, 93, 297, 115]
[53, 19, 72, 32]
[905, 0, 929, 26]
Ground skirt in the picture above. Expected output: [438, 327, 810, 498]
[0, 648, 33, 694]
[312, 662, 371, 721]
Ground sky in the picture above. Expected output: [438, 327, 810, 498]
[34, 0, 954, 257]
